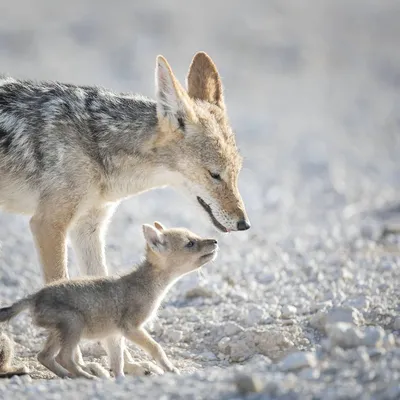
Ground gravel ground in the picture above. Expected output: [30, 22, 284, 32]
[1, 1, 400, 399]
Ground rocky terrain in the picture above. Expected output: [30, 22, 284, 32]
[0, 0, 399, 399]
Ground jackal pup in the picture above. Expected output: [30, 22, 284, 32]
[0, 223, 218, 379]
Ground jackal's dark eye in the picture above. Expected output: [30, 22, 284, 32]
[186, 240, 195, 248]
[209, 171, 222, 181]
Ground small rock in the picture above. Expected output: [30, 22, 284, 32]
[223, 321, 244, 336]
[299, 367, 320, 380]
[282, 305, 297, 319]
[340, 268, 354, 281]
[344, 296, 370, 311]
[244, 305, 265, 325]
[270, 309, 282, 319]
[327, 322, 365, 349]
[393, 317, 400, 330]
[185, 286, 213, 299]
[311, 300, 333, 313]
[248, 354, 272, 367]
[159, 308, 174, 318]
[198, 351, 217, 361]
[280, 351, 317, 371]
[166, 329, 183, 342]
[368, 348, 386, 358]
[383, 381, 400, 400]
[218, 337, 231, 353]
[326, 307, 364, 326]
[361, 326, 385, 348]
[235, 373, 264, 394]
[383, 333, 395, 349]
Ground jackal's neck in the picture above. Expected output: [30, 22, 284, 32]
[97, 95, 180, 200]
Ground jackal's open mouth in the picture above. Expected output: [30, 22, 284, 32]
[197, 196, 228, 233]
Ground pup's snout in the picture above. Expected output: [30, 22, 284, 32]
[237, 219, 251, 231]
[204, 239, 218, 248]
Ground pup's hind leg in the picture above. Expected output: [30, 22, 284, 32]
[37, 332, 70, 379]
[57, 321, 97, 380]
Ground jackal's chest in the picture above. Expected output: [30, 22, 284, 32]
[101, 166, 177, 202]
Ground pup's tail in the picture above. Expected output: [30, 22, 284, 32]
[0, 297, 32, 323]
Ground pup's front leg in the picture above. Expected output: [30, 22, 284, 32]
[125, 328, 180, 374]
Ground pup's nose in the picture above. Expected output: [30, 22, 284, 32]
[212, 239, 218, 245]
[237, 220, 251, 231]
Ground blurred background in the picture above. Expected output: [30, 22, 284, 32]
[0, 0, 399, 293]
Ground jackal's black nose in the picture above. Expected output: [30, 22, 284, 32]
[237, 220, 251, 231]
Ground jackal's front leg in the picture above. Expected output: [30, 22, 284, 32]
[30, 200, 77, 283]
[69, 204, 117, 276]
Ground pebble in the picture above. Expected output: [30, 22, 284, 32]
[244, 304, 265, 325]
[223, 321, 244, 336]
[299, 367, 321, 380]
[282, 305, 297, 319]
[166, 329, 183, 342]
[326, 306, 364, 326]
[361, 326, 385, 348]
[280, 351, 317, 371]
[393, 317, 400, 330]
[235, 373, 264, 394]
[326, 322, 365, 349]
[185, 286, 214, 299]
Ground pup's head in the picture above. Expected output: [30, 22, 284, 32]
[154, 52, 250, 233]
[142, 222, 218, 277]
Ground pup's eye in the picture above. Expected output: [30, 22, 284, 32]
[209, 171, 222, 181]
[186, 240, 195, 248]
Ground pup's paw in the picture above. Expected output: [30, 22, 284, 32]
[169, 367, 180, 375]
[124, 361, 163, 376]
[85, 362, 111, 379]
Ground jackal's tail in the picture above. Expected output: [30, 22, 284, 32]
[0, 297, 32, 323]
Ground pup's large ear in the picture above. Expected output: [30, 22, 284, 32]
[187, 52, 225, 109]
[143, 224, 166, 253]
[155, 55, 195, 132]
[154, 221, 166, 231]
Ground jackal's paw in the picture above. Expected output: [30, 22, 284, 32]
[85, 362, 111, 379]
[124, 361, 164, 376]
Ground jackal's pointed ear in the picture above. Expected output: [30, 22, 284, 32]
[143, 224, 166, 253]
[154, 221, 166, 231]
[155, 55, 195, 131]
[187, 52, 225, 109]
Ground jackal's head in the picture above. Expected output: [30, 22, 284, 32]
[154, 52, 250, 233]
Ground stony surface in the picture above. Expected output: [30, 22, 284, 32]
[0, 0, 400, 399]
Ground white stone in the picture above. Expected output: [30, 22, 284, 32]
[218, 337, 231, 353]
[244, 305, 265, 325]
[327, 322, 365, 349]
[235, 374, 264, 394]
[280, 351, 317, 371]
[299, 367, 320, 380]
[166, 329, 183, 342]
[326, 306, 364, 326]
[344, 296, 370, 311]
[361, 326, 385, 348]
[223, 321, 244, 336]
[282, 305, 297, 319]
